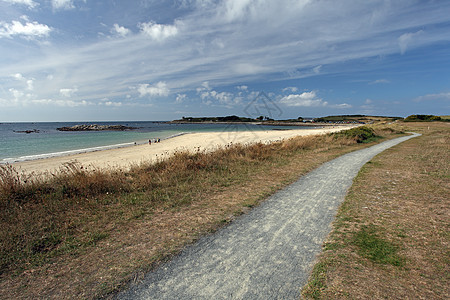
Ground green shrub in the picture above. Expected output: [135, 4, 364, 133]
[333, 126, 378, 143]
[404, 114, 442, 122]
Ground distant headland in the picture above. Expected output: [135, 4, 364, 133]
[169, 115, 405, 125]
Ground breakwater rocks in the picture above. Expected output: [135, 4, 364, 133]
[57, 124, 138, 131]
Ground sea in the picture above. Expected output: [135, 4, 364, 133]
[0, 121, 308, 164]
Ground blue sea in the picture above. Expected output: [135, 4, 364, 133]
[0, 121, 307, 164]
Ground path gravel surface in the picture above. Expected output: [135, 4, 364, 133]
[116, 133, 420, 300]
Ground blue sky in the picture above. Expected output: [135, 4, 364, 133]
[0, 0, 449, 122]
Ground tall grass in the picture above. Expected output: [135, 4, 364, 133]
[0, 127, 396, 277]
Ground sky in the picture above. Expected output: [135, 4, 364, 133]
[0, 0, 449, 122]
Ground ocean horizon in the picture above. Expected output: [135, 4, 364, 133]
[0, 121, 312, 164]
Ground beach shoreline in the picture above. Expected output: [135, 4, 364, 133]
[11, 126, 353, 175]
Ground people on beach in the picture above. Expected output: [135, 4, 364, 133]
[149, 138, 161, 144]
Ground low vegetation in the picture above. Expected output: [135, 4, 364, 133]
[332, 126, 379, 143]
[0, 124, 410, 298]
[302, 122, 449, 299]
[404, 114, 443, 122]
[314, 115, 403, 123]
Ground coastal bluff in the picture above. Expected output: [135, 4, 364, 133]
[57, 124, 137, 131]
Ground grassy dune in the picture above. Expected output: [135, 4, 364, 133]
[1, 125, 404, 298]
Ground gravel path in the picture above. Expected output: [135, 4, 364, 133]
[116, 133, 420, 300]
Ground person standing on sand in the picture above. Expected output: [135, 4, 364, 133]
[149, 139, 151, 145]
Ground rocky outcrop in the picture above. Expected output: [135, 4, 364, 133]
[57, 124, 137, 131]
[14, 129, 40, 134]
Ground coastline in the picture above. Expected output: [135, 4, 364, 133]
[12, 126, 353, 175]
[1, 132, 191, 165]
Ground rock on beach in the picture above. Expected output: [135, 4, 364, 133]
[56, 124, 137, 131]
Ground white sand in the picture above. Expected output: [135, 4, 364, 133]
[12, 126, 352, 175]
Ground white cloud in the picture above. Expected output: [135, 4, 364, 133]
[369, 79, 390, 85]
[282, 87, 298, 93]
[59, 88, 78, 97]
[32, 99, 91, 107]
[196, 85, 240, 107]
[51, 0, 75, 10]
[236, 85, 248, 91]
[176, 93, 186, 103]
[0, 19, 51, 39]
[2, 0, 38, 9]
[138, 82, 170, 97]
[234, 63, 266, 75]
[313, 65, 322, 74]
[9, 88, 24, 100]
[332, 103, 352, 109]
[398, 30, 424, 54]
[103, 101, 122, 107]
[111, 24, 130, 37]
[279, 91, 328, 107]
[414, 92, 450, 102]
[11, 73, 25, 80]
[139, 21, 178, 41]
[26, 79, 33, 90]
[10, 73, 34, 90]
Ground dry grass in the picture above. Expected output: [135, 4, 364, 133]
[302, 122, 449, 299]
[0, 125, 403, 299]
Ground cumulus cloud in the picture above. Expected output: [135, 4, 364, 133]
[9, 88, 24, 100]
[0, 19, 51, 39]
[11, 73, 24, 80]
[2, 0, 38, 9]
[10, 73, 34, 90]
[205, 90, 239, 107]
[279, 91, 328, 107]
[139, 21, 178, 41]
[51, 0, 78, 10]
[138, 81, 170, 97]
[111, 24, 130, 37]
[59, 88, 78, 97]
[398, 30, 424, 54]
[196, 83, 241, 107]
[103, 101, 122, 107]
[26, 79, 34, 90]
[176, 93, 186, 103]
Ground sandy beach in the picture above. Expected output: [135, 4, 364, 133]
[12, 126, 352, 175]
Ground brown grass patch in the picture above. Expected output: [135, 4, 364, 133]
[302, 122, 449, 299]
[0, 125, 404, 299]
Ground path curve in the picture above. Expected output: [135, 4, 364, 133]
[116, 133, 420, 300]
